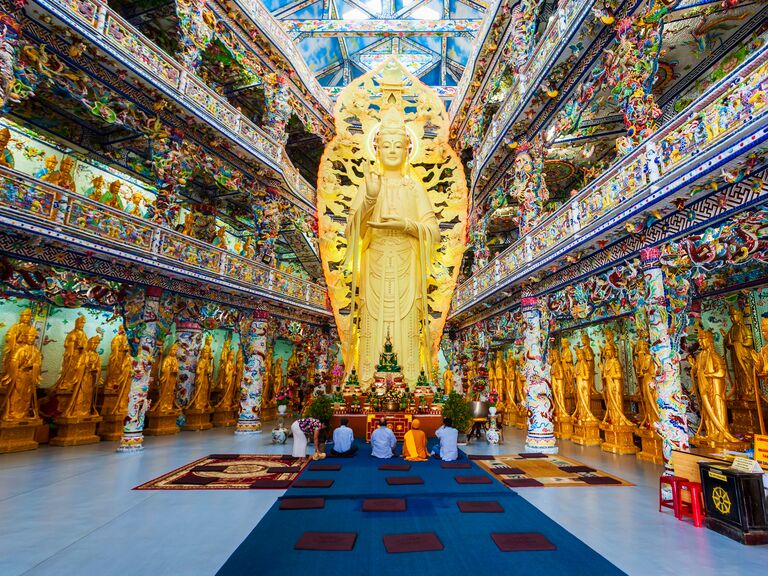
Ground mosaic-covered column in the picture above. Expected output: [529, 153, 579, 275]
[0, 13, 22, 111]
[118, 286, 163, 452]
[639, 247, 690, 460]
[263, 73, 292, 145]
[235, 310, 270, 435]
[175, 321, 204, 407]
[521, 296, 557, 453]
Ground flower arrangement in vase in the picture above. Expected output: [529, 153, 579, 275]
[275, 389, 292, 415]
[487, 389, 499, 416]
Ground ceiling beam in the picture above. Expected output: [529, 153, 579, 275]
[274, 0, 321, 19]
[283, 19, 481, 37]
[456, 0, 488, 11]
[393, 0, 431, 18]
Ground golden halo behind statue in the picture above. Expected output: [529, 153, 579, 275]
[316, 57, 468, 374]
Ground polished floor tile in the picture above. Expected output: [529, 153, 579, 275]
[1, 425, 766, 575]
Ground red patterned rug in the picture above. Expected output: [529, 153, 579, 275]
[134, 454, 308, 490]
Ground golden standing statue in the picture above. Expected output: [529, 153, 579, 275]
[750, 317, 768, 434]
[189, 336, 214, 411]
[215, 337, 232, 392]
[1, 330, 41, 420]
[633, 338, 659, 426]
[0, 127, 15, 168]
[157, 343, 180, 413]
[722, 307, 757, 399]
[64, 336, 101, 418]
[55, 315, 88, 392]
[602, 345, 632, 426]
[0, 308, 35, 389]
[262, 351, 273, 405]
[580, 332, 597, 394]
[54, 157, 76, 192]
[216, 346, 237, 410]
[272, 357, 284, 395]
[560, 339, 575, 396]
[104, 325, 130, 392]
[574, 347, 598, 423]
[318, 59, 467, 391]
[234, 346, 244, 403]
[442, 365, 453, 395]
[691, 329, 740, 446]
[549, 347, 568, 417]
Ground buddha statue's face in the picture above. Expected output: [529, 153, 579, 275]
[88, 336, 100, 350]
[169, 344, 178, 355]
[20, 308, 32, 323]
[46, 157, 57, 171]
[730, 308, 743, 322]
[75, 316, 86, 329]
[110, 181, 121, 193]
[581, 333, 589, 345]
[61, 157, 73, 171]
[0, 130, 9, 147]
[25, 330, 36, 344]
[377, 131, 408, 170]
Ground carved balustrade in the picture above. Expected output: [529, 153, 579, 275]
[36, 0, 316, 206]
[451, 46, 768, 314]
[0, 167, 329, 312]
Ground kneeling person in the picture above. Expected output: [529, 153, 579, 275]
[329, 418, 358, 457]
[402, 418, 428, 461]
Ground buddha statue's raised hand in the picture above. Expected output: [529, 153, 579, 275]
[363, 161, 381, 199]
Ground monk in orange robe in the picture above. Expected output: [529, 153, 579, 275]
[402, 418, 428, 462]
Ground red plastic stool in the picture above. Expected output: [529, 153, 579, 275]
[677, 481, 705, 528]
[659, 475, 686, 518]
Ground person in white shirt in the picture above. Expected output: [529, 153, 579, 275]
[433, 417, 459, 462]
[370, 418, 397, 458]
[329, 418, 358, 457]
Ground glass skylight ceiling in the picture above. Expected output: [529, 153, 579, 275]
[261, 0, 488, 106]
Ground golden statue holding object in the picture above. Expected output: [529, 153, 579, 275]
[0, 308, 36, 390]
[1, 329, 41, 421]
[691, 329, 744, 449]
[145, 342, 182, 436]
[317, 58, 467, 389]
[54, 315, 88, 393]
[184, 335, 214, 431]
[750, 317, 768, 435]
[722, 306, 757, 400]
[633, 338, 659, 427]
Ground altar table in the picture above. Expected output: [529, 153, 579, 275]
[330, 413, 443, 441]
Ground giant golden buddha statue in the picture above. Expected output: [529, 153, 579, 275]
[317, 58, 467, 390]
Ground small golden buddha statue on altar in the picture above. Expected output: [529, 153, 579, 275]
[54, 315, 88, 393]
[0, 127, 15, 168]
[572, 346, 600, 446]
[442, 365, 454, 395]
[0, 329, 43, 453]
[184, 335, 214, 431]
[103, 180, 124, 210]
[0, 308, 35, 389]
[691, 329, 744, 449]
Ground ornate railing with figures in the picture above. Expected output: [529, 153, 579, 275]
[225, 0, 333, 113]
[471, 0, 594, 184]
[0, 167, 330, 313]
[451, 45, 768, 315]
[35, 0, 317, 207]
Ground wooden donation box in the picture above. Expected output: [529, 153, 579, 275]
[698, 462, 768, 545]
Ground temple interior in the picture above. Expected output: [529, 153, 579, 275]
[1, 0, 768, 574]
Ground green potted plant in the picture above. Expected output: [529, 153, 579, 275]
[305, 394, 334, 426]
[441, 391, 471, 443]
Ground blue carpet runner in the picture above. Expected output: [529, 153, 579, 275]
[218, 442, 626, 576]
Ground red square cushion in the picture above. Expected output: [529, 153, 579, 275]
[491, 532, 556, 552]
[383, 533, 444, 553]
[294, 532, 357, 551]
